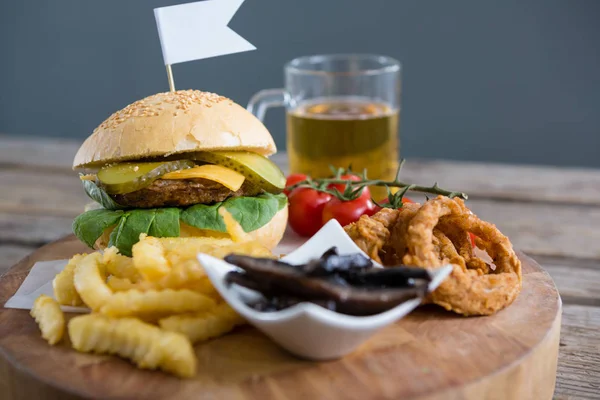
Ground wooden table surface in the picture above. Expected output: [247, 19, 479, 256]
[0, 133, 598, 399]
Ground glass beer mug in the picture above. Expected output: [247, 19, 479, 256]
[247, 54, 401, 198]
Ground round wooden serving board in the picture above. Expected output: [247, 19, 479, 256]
[0, 235, 561, 400]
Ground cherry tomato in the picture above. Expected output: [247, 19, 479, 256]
[322, 197, 375, 227]
[288, 187, 332, 237]
[363, 200, 379, 217]
[284, 173, 309, 196]
[328, 174, 360, 193]
[328, 174, 371, 201]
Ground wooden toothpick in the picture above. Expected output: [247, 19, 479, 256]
[166, 64, 176, 92]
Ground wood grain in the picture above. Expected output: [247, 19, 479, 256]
[555, 305, 600, 399]
[542, 262, 600, 306]
[0, 134, 81, 170]
[400, 159, 600, 206]
[465, 199, 600, 260]
[0, 212, 73, 245]
[0, 169, 87, 216]
[0, 245, 35, 277]
[0, 237, 561, 400]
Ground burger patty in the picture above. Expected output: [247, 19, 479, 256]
[111, 179, 260, 208]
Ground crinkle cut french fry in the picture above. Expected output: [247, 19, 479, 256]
[182, 277, 221, 300]
[103, 247, 141, 281]
[53, 254, 85, 306]
[130, 234, 274, 281]
[31, 295, 65, 345]
[217, 241, 276, 259]
[131, 260, 207, 291]
[73, 252, 113, 311]
[134, 235, 232, 270]
[159, 303, 245, 344]
[100, 288, 216, 318]
[160, 259, 206, 287]
[106, 276, 136, 292]
[132, 236, 171, 281]
[68, 314, 196, 378]
[107, 261, 219, 299]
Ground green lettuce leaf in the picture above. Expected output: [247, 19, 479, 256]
[180, 202, 226, 232]
[72, 209, 124, 248]
[107, 214, 128, 253]
[149, 208, 181, 237]
[224, 193, 286, 232]
[82, 179, 126, 210]
[181, 193, 287, 233]
[73, 193, 287, 256]
[108, 210, 157, 256]
[274, 193, 288, 210]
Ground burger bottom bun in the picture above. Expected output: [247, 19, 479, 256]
[180, 206, 288, 250]
[95, 206, 288, 252]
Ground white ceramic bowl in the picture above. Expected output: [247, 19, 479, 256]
[198, 219, 452, 360]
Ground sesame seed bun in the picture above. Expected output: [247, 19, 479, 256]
[94, 207, 288, 251]
[73, 90, 277, 170]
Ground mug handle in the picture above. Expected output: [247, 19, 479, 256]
[247, 89, 289, 121]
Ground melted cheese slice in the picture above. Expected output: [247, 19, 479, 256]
[162, 164, 245, 191]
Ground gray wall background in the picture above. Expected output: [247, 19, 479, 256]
[1, 0, 599, 167]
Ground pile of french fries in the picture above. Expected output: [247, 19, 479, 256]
[31, 210, 273, 378]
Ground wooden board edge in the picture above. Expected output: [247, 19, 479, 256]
[406, 252, 563, 400]
[420, 299, 562, 400]
[0, 343, 86, 400]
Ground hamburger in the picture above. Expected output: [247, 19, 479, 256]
[72, 90, 288, 256]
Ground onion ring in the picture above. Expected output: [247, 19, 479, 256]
[438, 221, 489, 273]
[345, 208, 399, 264]
[402, 196, 522, 315]
[346, 196, 522, 316]
[432, 229, 465, 268]
[401, 197, 464, 267]
[381, 203, 421, 265]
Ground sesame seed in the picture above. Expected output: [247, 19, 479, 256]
[93, 90, 231, 130]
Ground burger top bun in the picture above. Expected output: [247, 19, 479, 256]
[73, 90, 277, 170]
[94, 207, 288, 252]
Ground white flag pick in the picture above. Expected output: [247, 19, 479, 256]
[154, 0, 256, 90]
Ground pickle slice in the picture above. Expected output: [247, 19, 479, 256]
[190, 151, 286, 193]
[97, 160, 195, 194]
